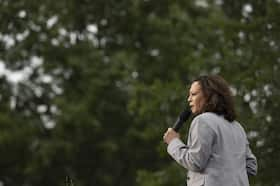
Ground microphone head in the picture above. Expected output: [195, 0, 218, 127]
[172, 109, 191, 132]
[179, 109, 191, 122]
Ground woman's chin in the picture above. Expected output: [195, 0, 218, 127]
[191, 109, 199, 115]
[190, 108, 195, 114]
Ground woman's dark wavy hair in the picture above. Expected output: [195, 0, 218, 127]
[192, 75, 236, 122]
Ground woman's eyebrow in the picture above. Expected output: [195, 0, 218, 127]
[189, 91, 196, 95]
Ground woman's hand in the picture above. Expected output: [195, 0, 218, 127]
[163, 128, 180, 144]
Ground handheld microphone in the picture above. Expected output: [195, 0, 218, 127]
[172, 109, 191, 132]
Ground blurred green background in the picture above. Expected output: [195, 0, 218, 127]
[0, 0, 279, 185]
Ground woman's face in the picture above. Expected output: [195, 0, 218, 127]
[187, 81, 205, 114]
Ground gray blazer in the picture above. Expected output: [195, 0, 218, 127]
[167, 112, 257, 186]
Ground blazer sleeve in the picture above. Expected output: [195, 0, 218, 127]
[246, 141, 258, 176]
[167, 116, 215, 172]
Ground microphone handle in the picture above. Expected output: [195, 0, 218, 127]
[172, 110, 191, 132]
[172, 118, 183, 132]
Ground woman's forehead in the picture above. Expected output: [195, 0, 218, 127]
[189, 81, 201, 91]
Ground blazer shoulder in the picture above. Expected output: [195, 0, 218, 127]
[193, 112, 220, 123]
[192, 112, 226, 131]
[191, 112, 219, 129]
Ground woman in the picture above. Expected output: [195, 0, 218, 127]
[163, 75, 257, 186]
